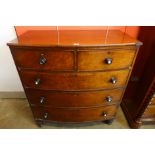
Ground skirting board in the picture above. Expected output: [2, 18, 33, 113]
[0, 91, 26, 98]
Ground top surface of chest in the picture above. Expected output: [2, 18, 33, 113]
[7, 30, 142, 47]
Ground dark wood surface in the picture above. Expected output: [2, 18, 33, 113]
[123, 27, 153, 102]
[8, 30, 141, 126]
[122, 27, 155, 128]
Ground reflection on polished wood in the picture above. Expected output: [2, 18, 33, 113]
[8, 30, 142, 47]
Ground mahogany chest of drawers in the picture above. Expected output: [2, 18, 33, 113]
[7, 30, 142, 127]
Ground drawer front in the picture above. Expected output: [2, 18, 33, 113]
[78, 49, 135, 71]
[12, 49, 74, 71]
[143, 105, 155, 118]
[32, 105, 118, 122]
[21, 70, 129, 90]
[26, 89, 124, 107]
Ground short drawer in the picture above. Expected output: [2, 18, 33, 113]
[143, 105, 155, 118]
[20, 70, 129, 90]
[26, 88, 124, 107]
[12, 49, 74, 71]
[32, 105, 118, 123]
[78, 49, 135, 71]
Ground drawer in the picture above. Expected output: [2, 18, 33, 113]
[12, 49, 74, 71]
[21, 70, 129, 90]
[78, 49, 135, 71]
[26, 88, 124, 107]
[143, 105, 155, 118]
[31, 105, 118, 123]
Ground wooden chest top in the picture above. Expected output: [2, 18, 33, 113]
[7, 30, 142, 47]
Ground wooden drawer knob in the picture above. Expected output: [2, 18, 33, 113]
[102, 112, 108, 117]
[34, 78, 41, 85]
[105, 58, 112, 64]
[110, 77, 117, 84]
[40, 97, 45, 104]
[39, 56, 47, 65]
[106, 96, 113, 102]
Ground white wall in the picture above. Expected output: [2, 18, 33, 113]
[0, 26, 23, 91]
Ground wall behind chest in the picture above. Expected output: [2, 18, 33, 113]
[0, 26, 23, 92]
[15, 26, 139, 38]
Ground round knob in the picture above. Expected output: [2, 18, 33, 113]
[111, 77, 117, 84]
[44, 113, 48, 119]
[102, 112, 107, 117]
[105, 58, 112, 64]
[35, 78, 40, 85]
[40, 97, 45, 104]
[39, 57, 47, 65]
[106, 96, 113, 102]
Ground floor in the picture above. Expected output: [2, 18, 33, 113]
[0, 98, 155, 129]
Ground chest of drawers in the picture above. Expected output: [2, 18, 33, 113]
[7, 30, 142, 127]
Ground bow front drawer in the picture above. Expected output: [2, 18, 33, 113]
[20, 70, 129, 90]
[12, 49, 74, 71]
[26, 88, 124, 107]
[78, 49, 135, 71]
[32, 105, 118, 123]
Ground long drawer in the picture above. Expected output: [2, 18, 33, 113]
[26, 88, 124, 107]
[20, 70, 129, 90]
[78, 49, 135, 71]
[32, 105, 118, 123]
[12, 49, 74, 71]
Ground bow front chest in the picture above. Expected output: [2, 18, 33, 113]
[7, 30, 142, 126]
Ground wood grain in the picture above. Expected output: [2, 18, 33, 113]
[12, 48, 74, 71]
[78, 49, 135, 71]
[32, 105, 118, 123]
[26, 88, 124, 107]
[20, 70, 129, 90]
